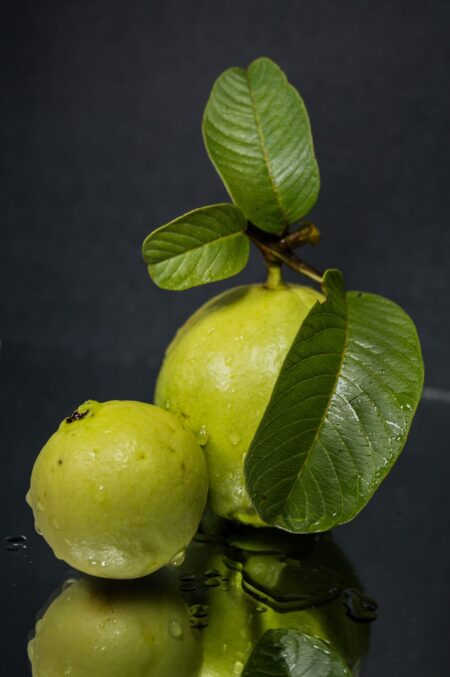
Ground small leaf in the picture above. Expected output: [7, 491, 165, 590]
[245, 269, 424, 532]
[203, 57, 320, 235]
[142, 203, 249, 290]
[242, 629, 352, 677]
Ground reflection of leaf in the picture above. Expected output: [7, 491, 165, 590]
[203, 57, 320, 234]
[242, 629, 352, 677]
[246, 269, 424, 532]
[142, 203, 249, 290]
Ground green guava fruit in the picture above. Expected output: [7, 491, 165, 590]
[27, 400, 208, 578]
[155, 282, 323, 526]
[28, 575, 201, 677]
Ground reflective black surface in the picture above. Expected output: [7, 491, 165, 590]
[1, 345, 449, 675]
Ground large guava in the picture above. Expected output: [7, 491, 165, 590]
[155, 282, 323, 526]
[28, 575, 201, 677]
[27, 400, 208, 578]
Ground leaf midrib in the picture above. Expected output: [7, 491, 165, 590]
[277, 302, 350, 524]
[148, 229, 244, 265]
[245, 68, 288, 227]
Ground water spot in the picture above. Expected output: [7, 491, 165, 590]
[170, 549, 186, 567]
[256, 604, 267, 614]
[100, 560, 107, 568]
[233, 661, 244, 675]
[197, 425, 209, 446]
[5, 535, 27, 552]
[169, 619, 183, 639]
[341, 588, 378, 622]
[63, 578, 76, 590]
[52, 518, 60, 530]
[204, 568, 222, 587]
[189, 604, 209, 629]
[164, 400, 171, 410]
[229, 433, 241, 446]
[36, 501, 45, 512]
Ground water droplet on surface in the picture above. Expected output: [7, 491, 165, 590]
[229, 433, 241, 446]
[164, 400, 171, 410]
[36, 501, 45, 512]
[256, 604, 267, 614]
[5, 535, 27, 552]
[63, 578, 76, 590]
[169, 619, 183, 639]
[189, 604, 209, 629]
[341, 588, 378, 623]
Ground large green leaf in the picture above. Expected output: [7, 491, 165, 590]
[202, 57, 320, 235]
[142, 203, 249, 290]
[245, 269, 424, 532]
[242, 629, 352, 677]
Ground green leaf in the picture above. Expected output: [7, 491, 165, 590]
[242, 629, 352, 677]
[142, 203, 249, 290]
[202, 57, 320, 235]
[245, 269, 424, 532]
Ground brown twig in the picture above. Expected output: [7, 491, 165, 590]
[247, 224, 323, 286]
[280, 222, 321, 249]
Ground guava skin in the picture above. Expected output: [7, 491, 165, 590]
[27, 400, 208, 578]
[155, 283, 323, 526]
[28, 576, 201, 677]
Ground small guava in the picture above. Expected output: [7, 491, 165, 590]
[28, 575, 201, 677]
[27, 400, 208, 578]
[155, 282, 323, 526]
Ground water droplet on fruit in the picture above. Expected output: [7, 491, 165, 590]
[233, 661, 244, 675]
[169, 619, 183, 638]
[170, 549, 186, 567]
[256, 604, 267, 613]
[164, 400, 171, 410]
[36, 501, 45, 512]
[197, 425, 209, 446]
[229, 433, 240, 446]
[5, 535, 27, 552]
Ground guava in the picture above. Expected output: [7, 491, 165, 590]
[155, 282, 323, 526]
[28, 575, 201, 677]
[27, 400, 208, 578]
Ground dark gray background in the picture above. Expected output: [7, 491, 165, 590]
[1, 1, 449, 675]
[1, 0, 449, 382]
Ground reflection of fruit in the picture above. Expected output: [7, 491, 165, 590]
[28, 575, 201, 677]
[155, 283, 323, 525]
[177, 524, 370, 676]
[27, 400, 208, 578]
